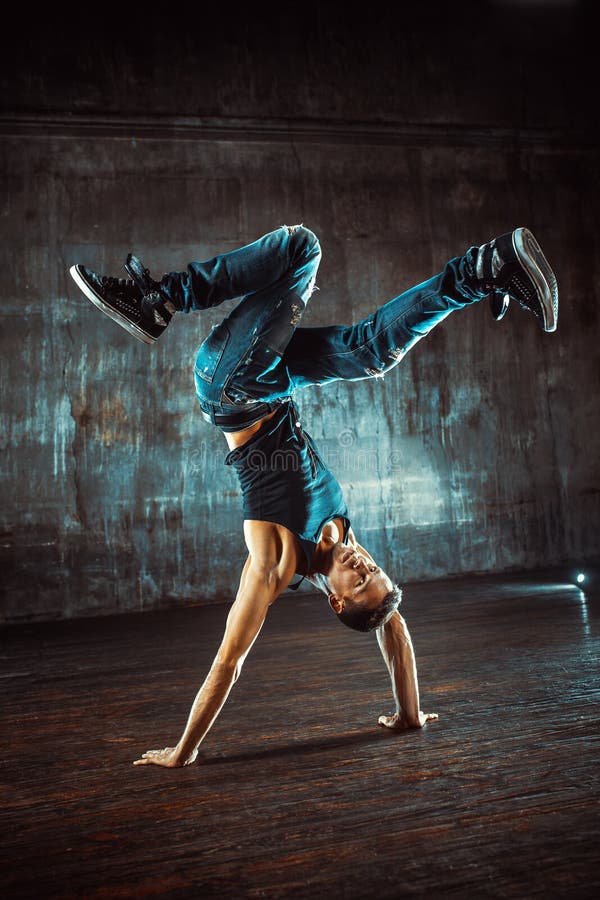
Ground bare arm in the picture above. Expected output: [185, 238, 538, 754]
[375, 610, 438, 730]
[133, 556, 290, 767]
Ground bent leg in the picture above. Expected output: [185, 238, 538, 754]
[194, 226, 321, 418]
[283, 252, 486, 390]
[161, 225, 318, 313]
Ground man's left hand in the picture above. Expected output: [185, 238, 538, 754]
[133, 746, 198, 767]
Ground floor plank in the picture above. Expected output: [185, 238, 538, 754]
[1, 568, 599, 898]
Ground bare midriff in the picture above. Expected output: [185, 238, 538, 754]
[223, 409, 280, 451]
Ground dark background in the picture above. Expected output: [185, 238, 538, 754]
[1, 0, 598, 622]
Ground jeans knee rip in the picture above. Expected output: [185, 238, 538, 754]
[281, 223, 303, 235]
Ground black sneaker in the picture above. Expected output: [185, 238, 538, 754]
[123, 254, 174, 331]
[473, 227, 559, 332]
[69, 263, 170, 344]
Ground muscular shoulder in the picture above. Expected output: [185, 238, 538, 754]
[243, 520, 302, 581]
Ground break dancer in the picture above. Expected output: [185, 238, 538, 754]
[70, 224, 558, 767]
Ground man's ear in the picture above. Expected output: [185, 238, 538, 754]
[328, 594, 344, 615]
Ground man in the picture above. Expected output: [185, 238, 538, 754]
[70, 224, 558, 767]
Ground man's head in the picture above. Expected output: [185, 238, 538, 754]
[311, 544, 402, 632]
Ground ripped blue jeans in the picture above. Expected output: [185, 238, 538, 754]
[160, 225, 485, 431]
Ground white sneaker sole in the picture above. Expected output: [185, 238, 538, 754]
[69, 265, 156, 345]
[512, 227, 559, 332]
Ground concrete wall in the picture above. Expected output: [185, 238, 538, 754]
[1, 2, 599, 622]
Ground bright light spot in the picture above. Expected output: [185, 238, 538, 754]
[576, 573, 586, 584]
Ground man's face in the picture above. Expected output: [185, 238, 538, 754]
[325, 544, 394, 612]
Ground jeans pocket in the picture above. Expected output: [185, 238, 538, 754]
[194, 323, 230, 384]
[224, 340, 288, 403]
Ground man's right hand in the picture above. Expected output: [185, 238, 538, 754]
[378, 711, 439, 730]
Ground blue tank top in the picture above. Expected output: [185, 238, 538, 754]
[224, 400, 350, 588]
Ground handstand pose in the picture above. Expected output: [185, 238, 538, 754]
[70, 224, 558, 767]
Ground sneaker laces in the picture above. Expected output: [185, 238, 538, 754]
[100, 275, 138, 292]
[97, 274, 164, 324]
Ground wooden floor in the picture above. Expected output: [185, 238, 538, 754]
[1, 568, 599, 899]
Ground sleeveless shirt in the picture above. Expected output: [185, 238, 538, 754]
[224, 400, 350, 588]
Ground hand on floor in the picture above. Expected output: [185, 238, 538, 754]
[133, 746, 198, 767]
[378, 711, 439, 730]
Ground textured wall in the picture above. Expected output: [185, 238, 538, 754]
[1, 2, 599, 622]
[1, 2, 595, 133]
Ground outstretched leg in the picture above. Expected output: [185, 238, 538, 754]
[283, 227, 558, 391]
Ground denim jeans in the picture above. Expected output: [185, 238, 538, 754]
[160, 225, 485, 431]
